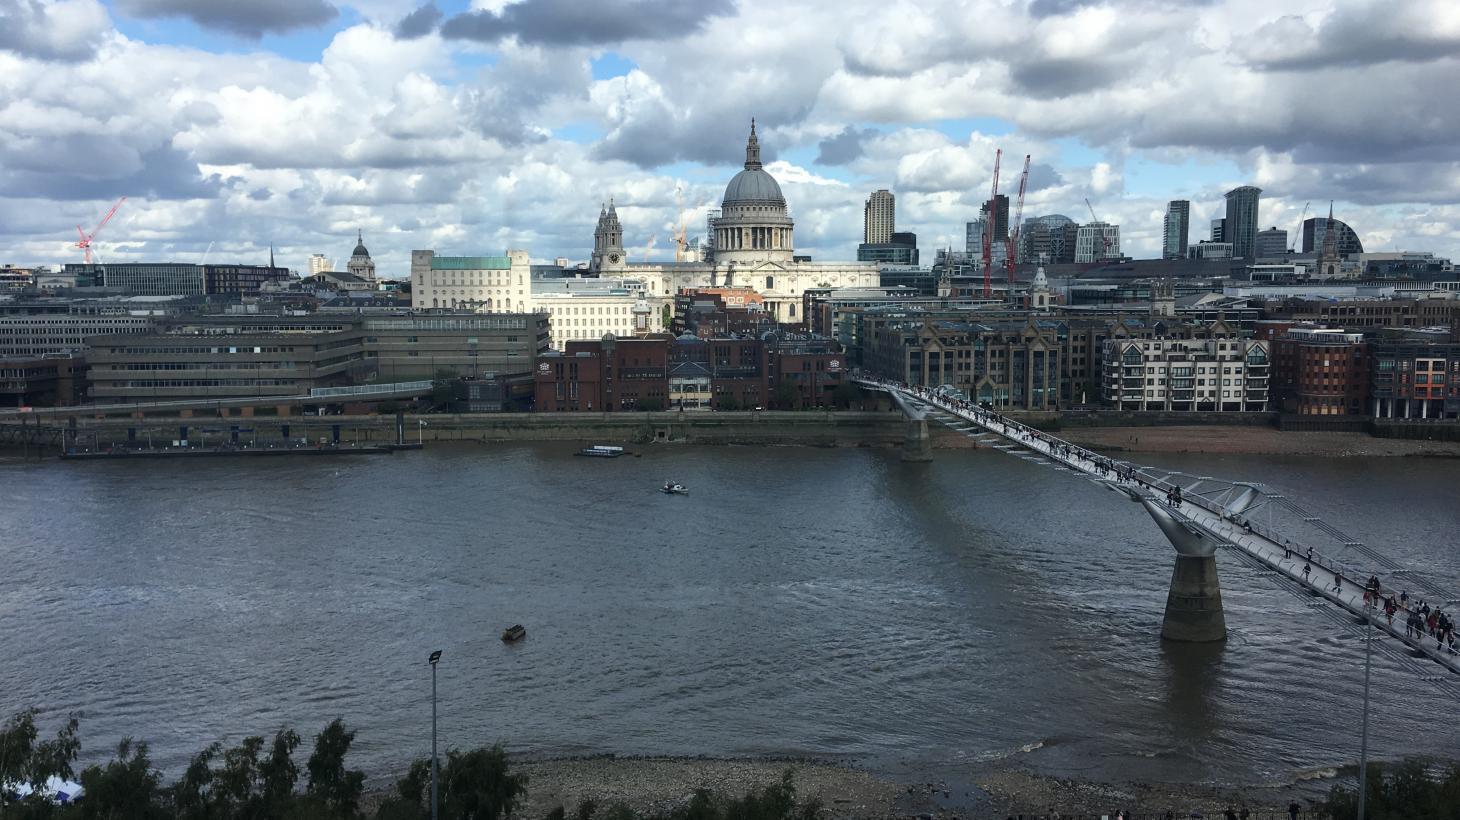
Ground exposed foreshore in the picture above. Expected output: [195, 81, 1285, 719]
[1057, 425, 1460, 457]
[364, 756, 1329, 819]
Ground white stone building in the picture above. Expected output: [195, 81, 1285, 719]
[1102, 337, 1270, 412]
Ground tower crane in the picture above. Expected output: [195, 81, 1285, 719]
[1005, 154, 1030, 285]
[76, 196, 126, 265]
[981, 148, 1002, 298]
[673, 184, 690, 263]
[1291, 201, 1310, 253]
[1084, 197, 1113, 255]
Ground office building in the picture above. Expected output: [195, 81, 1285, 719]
[864, 189, 895, 244]
[981, 194, 1010, 244]
[1224, 186, 1262, 260]
[1188, 242, 1233, 260]
[0, 312, 157, 357]
[1211, 218, 1226, 243]
[0, 353, 87, 407]
[1075, 223, 1121, 263]
[85, 313, 548, 403]
[1256, 227, 1289, 258]
[1163, 200, 1190, 260]
[1301, 216, 1364, 256]
[309, 254, 329, 277]
[857, 231, 919, 265]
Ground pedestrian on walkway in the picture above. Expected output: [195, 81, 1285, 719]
[1333, 571, 1343, 593]
[1302, 562, 1312, 582]
[1400, 590, 1409, 609]
[1288, 802, 1301, 820]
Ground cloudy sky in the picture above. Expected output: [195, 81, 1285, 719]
[2, 0, 1458, 276]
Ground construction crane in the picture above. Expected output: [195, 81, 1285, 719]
[1084, 197, 1113, 255]
[76, 196, 126, 265]
[639, 234, 658, 264]
[1005, 154, 1031, 285]
[673, 184, 690, 263]
[981, 148, 1002, 298]
[1291, 201, 1310, 253]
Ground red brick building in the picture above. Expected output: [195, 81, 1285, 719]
[534, 335, 670, 411]
[1270, 327, 1368, 415]
[534, 331, 846, 411]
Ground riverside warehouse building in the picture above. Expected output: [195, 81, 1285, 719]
[84, 313, 548, 404]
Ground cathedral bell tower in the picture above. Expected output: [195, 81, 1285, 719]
[591, 200, 626, 272]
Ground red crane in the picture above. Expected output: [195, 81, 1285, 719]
[981, 148, 1001, 298]
[76, 196, 126, 265]
[1005, 154, 1030, 285]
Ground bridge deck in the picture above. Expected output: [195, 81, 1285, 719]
[860, 378, 1460, 679]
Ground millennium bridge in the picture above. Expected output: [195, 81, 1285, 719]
[857, 377, 1460, 691]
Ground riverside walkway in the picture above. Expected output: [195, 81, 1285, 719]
[857, 377, 1460, 683]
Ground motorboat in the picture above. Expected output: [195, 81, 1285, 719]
[575, 445, 625, 458]
[660, 482, 689, 495]
[501, 624, 526, 642]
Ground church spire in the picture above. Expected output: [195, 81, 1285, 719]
[269, 243, 274, 269]
[744, 118, 762, 170]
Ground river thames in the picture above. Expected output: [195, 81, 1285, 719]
[1, 443, 1456, 788]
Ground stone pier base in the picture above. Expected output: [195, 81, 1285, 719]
[901, 418, 932, 462]
[1161, 554, 1226, 642]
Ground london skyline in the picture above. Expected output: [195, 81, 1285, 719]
[1, 0, 1457, 273]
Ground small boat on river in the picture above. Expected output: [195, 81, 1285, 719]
[660, 482, 689, 495]
[501, 624, 526, 642]
[575, 445, 625, 458]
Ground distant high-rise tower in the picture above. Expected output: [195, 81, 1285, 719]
[981, 194, 1010, 242]
[347, 230, 375, 280]
[1162, 200, 1190, 260]
[864, 189, 895, 244]
[1211, 218, 1226, 243]
[309, 253, 329, 276]
[1224, 185, 1261, 259]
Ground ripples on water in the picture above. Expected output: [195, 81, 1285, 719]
[0, 444, 1456, 786]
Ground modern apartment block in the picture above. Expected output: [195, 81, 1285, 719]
[1102, 337, 1270, 411]
[1224, 186, 1262, 260]
[1270, 327, 1368, 415]
[1162, 200, 1190, 260]
[864, 189, 895, 244]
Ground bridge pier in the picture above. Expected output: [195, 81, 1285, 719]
[1131, 495, 1227, 643]
[1162, 555, 1227, 642]
[902, 418, 933, 462]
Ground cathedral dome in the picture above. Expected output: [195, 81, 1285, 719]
[721, 119, 785, 207]
[723, 168, 784, 206]
[351, 229, 370, 258]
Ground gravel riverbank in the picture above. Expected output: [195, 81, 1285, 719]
[364, 756, 1334, 820]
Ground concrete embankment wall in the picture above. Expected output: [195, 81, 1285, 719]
[12, 410, 981, 451]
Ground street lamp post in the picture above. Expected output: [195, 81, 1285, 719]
[419, 420, 426, 445]
[429, 649, 442, 820]
[1357, 613, 1373, 820]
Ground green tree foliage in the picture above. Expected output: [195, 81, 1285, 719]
[74, 739, 167, 820]
[637, 398, 665, 412]
[0, 709, 81, 812]
[441, 744, 528, 820]
[305, 719, 366, 819]
[1324, 760, 1460, 820]
[372, 758, 431, 820]
[715, 395, 741, 412]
